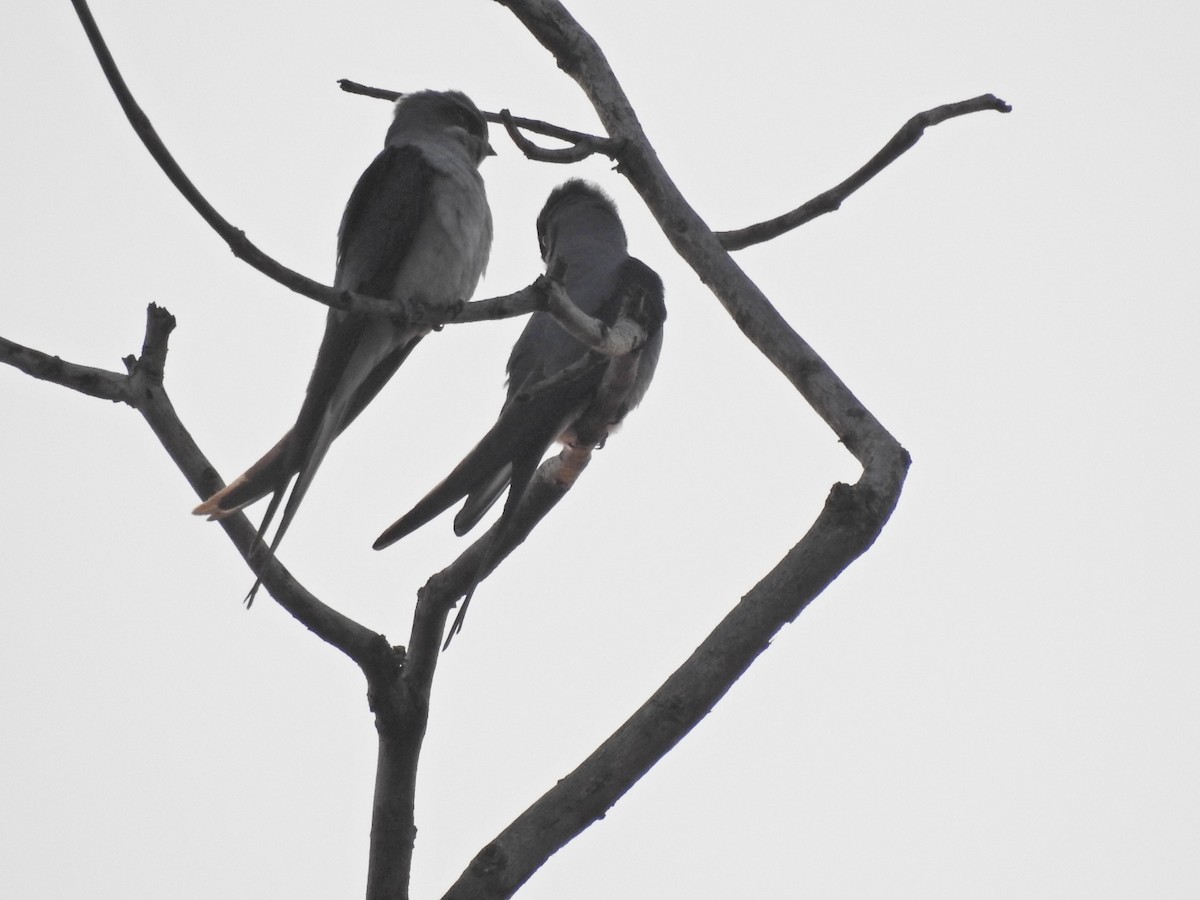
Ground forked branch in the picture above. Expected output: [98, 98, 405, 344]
[435, 2, 1009, 898]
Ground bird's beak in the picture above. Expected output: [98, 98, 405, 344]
[485, 141, 498, 157]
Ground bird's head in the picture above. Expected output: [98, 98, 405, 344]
[387, 89, 496, 165]
[536, 179, 625, 261]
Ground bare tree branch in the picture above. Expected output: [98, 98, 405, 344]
[66, 0, 345, 309]
[2, 299, 422, 896]
[341, 86, 1008, 253]
[0, 335, 132, 403]
[133, 307, 393, 664]
[497, 108, 623, 163]
[717, 93, 1013, 250]
[339, 79, 616, 151]
[0, 282, 616, 650]
[432, 1, 1006, 896]
[64, 0, 617, 349]
[445, 484, 879, 900]
[539, 277, 650, 356]
[1, 302, 387, 667]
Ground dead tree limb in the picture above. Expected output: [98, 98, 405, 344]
[436, 2, 1008, 897]
[339, 78, 619, 157]
[717, 94, 1012, 250]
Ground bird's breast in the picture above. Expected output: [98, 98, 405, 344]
[391, 149, 492, 308]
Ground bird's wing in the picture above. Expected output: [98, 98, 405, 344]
[197, 143, 440, 609]
[262, 144, 438, 550]
[334, 144, 435, 296]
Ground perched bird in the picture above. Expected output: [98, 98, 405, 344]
[194, 90, 494, 602]
[374, 179, 665, 642]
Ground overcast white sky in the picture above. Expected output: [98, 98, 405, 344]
[2, 1, 1197, 897]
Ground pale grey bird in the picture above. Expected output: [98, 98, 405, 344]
[194, 90, 494, 601]
[373, 179, 665, 642]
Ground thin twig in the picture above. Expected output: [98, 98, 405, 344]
[717, 94, 1013, 250]
[68, 0, 343, 310]
[338, 79, 612, 147]
[498, 108, 623, 163]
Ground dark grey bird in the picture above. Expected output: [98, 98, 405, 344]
[373, 179, 665, 642]
[194, 90, 494, 602]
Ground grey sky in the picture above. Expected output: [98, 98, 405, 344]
[2, 1, 1197, 897]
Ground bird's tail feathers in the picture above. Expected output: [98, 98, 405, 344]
[194, 330, 422, 526]
[452, 463, 513, 536]
[241, 485, 289, 606]
[374, 374, 586, 549]
[372, 441, 501, 549]
[443, 451, 540, 649]
[240, 402, 343, 607]
[193, 432, 294, 520]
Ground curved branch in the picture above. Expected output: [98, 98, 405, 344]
[4, 301, 415, 892]
[437, 1, 1004, 896]
[498, 109, 623, 163]
[68, 0, 343, 310]
[70, 0, 638, 361]
[438, 279, 554, 326]
[717, 94, 1012, 250]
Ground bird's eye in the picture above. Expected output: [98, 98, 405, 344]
[451, 106, 484, 138]
[448, 107, 466, 127]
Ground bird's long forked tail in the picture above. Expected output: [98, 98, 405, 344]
[373, 356, 600, 550]
[188, 427, 307, 605]
[372, 428, 552, 648]
[199, 325, 424, 607]
[239, 387, 356, 606]
[441, 451, 542, 649]
[375, 366, 603, 647]
[192, 431, 294, 523]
